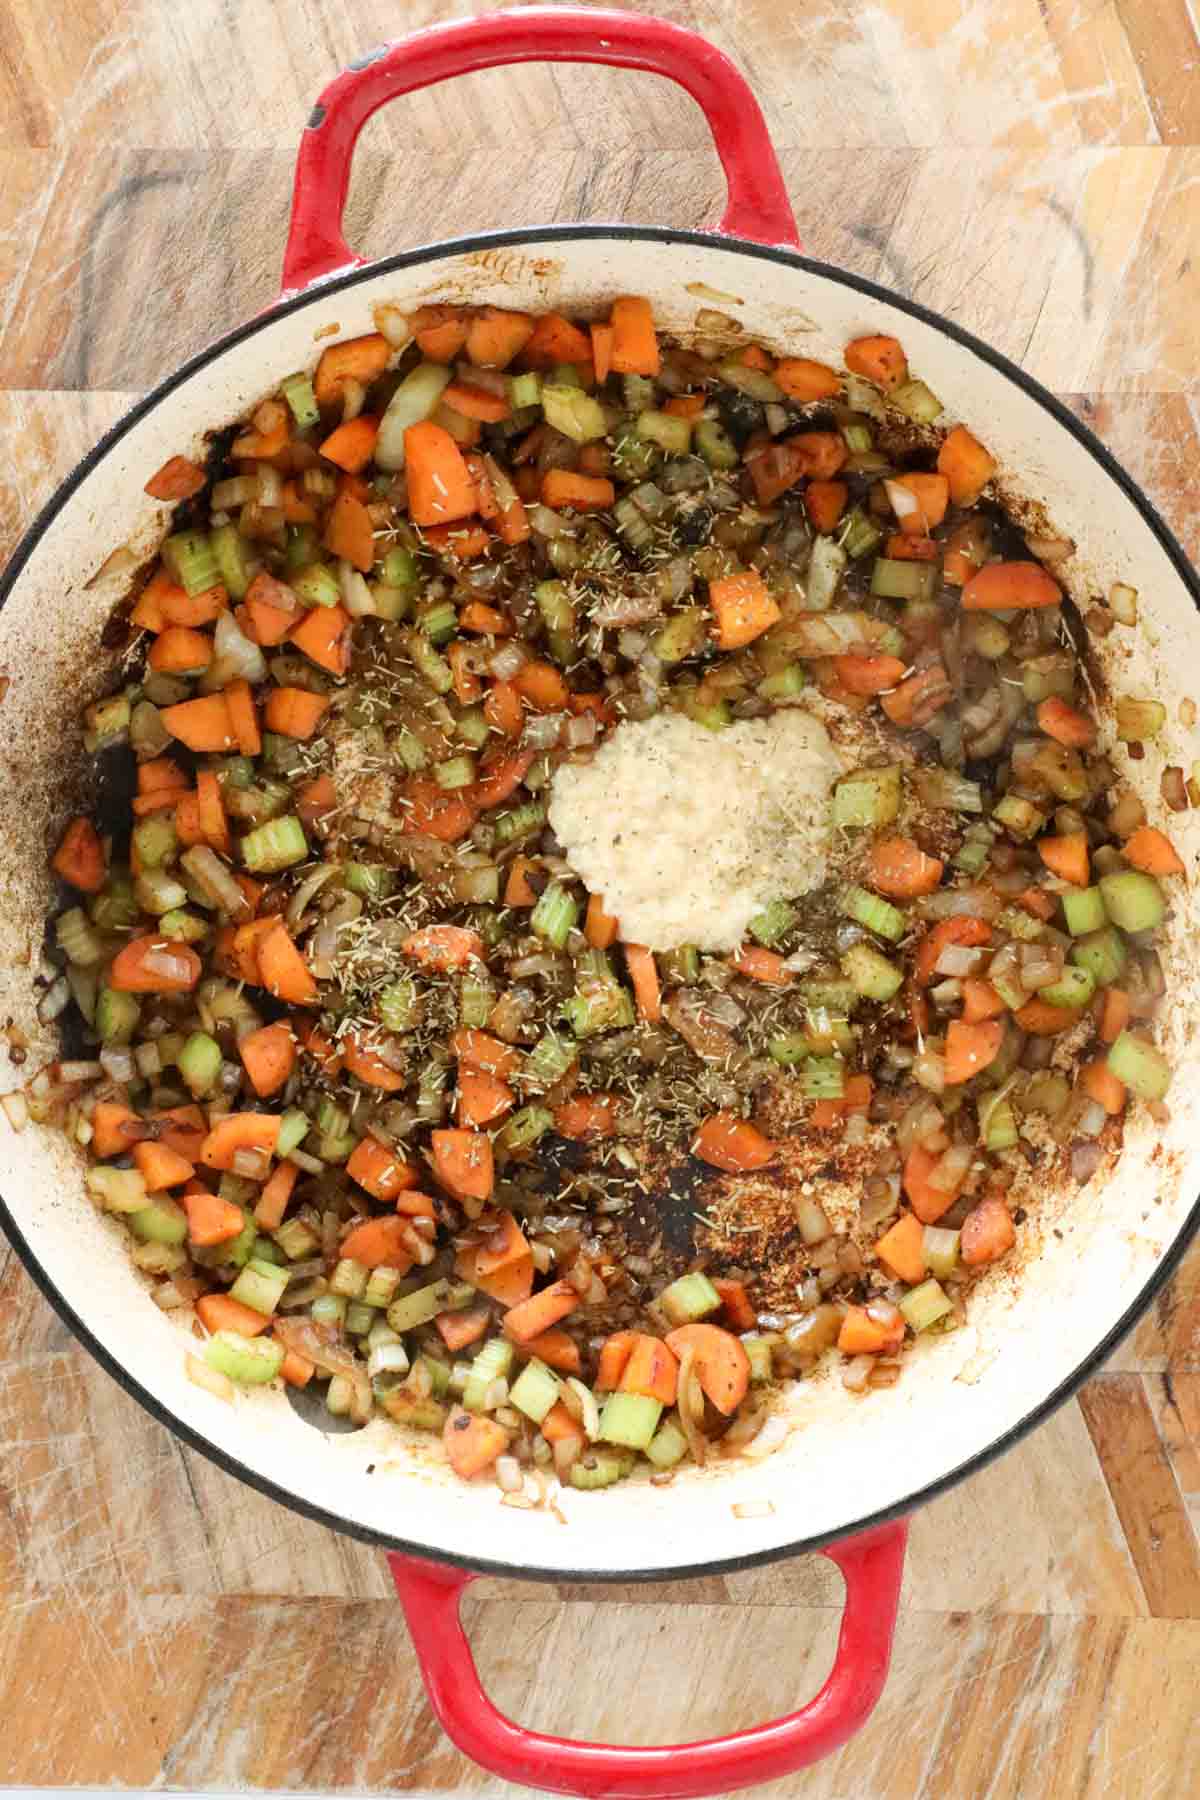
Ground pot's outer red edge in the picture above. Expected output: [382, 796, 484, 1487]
[2, 223, 1200, 1586]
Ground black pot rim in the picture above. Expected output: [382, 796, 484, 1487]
[2, 220, 1198, 1586]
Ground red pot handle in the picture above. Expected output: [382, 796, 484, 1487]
[281, 6, 799, 296]
[387, 1517, 906, 1799]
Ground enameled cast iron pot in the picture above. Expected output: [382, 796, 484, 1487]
[2, 12, 1200, 1795]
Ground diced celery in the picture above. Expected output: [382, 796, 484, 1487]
[542, 383, 607, 443]
[343, 862, 395, 902]
[83, 693, 131, 751]
[839, 507, 882, 560]
[806, 535, 847, 612]
[273, 1216, 320, 1260]
[922, 1225, 960, 1279]
[132, 812, 178, 870]
[992, 795, 1046, 841]
[748, 899, 797, 947]
[495, 800, 547, 845]
[636, 409, 692, 455]
[659, 945, 699, 985]
[178, 1030, 222, 1097]
[380, 1389, 447, 1430]
[358, 1264, 401, 1310]
[644, 1415, 690, 1469]
[509, 1358, 561, 1424]
[803, 1010, 855, 1055]
[163, 530, 218, 597]
[768, 1033, 810, 1067]
[463, 1337, 515, 1413]
[899, 1279, 953, 1333]
[694, 417, 739, 470]
[954, 836, 993, 876]
[281, 371, 319, 429]
[343, 1300, 373, 1337]
[1115, 698, 1165, 743]
[95, 987, 141, 1045]
[459, 970, 495, 1030]
[871, 557, 936, 602]
[310, 1293, 347, 1327]
[132, 1240, 188, 1275]
[842, 885, 906, 942]
[293, 563, 341, 609]
[498, 1105, 553, 1154]
[408, 632, 454, 694]
[1070, 927, 1127, 988]
[419, 1354, 452, 1399]
[564, 980, 635, 1037]
[1038, 965, 1095, 1010]
[743, 1337, 775, 1384]
[158, 907, 207, 942]
[833, 766, 901, 828]
[802, 1058, 846, 1099]
[241, 815, 308, 872]
[418, 600, 457, 644]
[435, 754, 477, 791]
[611, 432, 661, 484]
[1107, 1029, 1171, 1101]
[455, 705, 490, 749]
[599, 1391, 662, 1450]
[757, 663, 809, 701]
[285, 524, 319, 573]
[681, 692, 732, 732]
[533, 579, 576, 663]
[229, 1257, 289, 1317]
[129, 1197, 188, 1245]
[508, 370, 542, 410]
[211, 523, 254, 599]
[659, 1272, 721, 1326]
[841, 941, 904, 1002]
[997, 906, 1046, 944]
[90, 874, 139, 932]
[386, 1279, 460, 1335]
[275, 1109, 309, 1157]
[56, 906, 105, 967]
[1062, 887, 1107, 936]
[330, 1256, 368, 1300]
[654, 608, 707, 665]
[87, 1166, 147, 1211]
[204, 1330, 284, 1385]
[224, 1209, 258, 1269]
[530, 881, 579, 949]
[800, 975, 860, 1013]
[839, 415, 874, 453]
[1021, 652, 1075, 704]
[375, 977, 418, 1033]
[570, 1450, 629, 1489]
[891, 380, 943, 423]
[1098, 870, 1165, 934]
[979, 1093, 1018, 1150]
[523, 1030, 576, 1090]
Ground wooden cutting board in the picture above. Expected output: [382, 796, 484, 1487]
[3, 1, 1200, 1793]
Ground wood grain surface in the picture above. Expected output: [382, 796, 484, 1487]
[4, 1, 1200, 1794]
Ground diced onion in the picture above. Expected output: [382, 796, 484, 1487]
[255, 463, 283, 508]
[181, 846, 250, 918]
[1071, 1140, 1103, 1183]
[935, 944, 988, 978]
[142, 948, 195, 985]
[495, 1455, 523, 1493]
[373, 303, 411, 349]
[37, 977, 70, 1023]
[1109, 582, 1138, 625]
[212, 476, 257, 510]
[929, 1144, 971, 1192]
[286, 863, 338, 931]
[1, 1091, 29, 1132]
[339, 559, 376, 618]
[186, 1353, 234, 1403]
[207, 608, 267, 689]
[842, 1354, 874, 1393]
[489, 641, 529, 680]
[523, 712, 565, 750]
[1025, 535, 1075, 565]
[795, 1198, 831, 1245]
[98, 1047, 135, 1084]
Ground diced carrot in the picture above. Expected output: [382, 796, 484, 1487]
[289, 602, 352, 676]
[238, 1021, 296, 1099]
[1082, 1060, 1126, 1115]
[1014, 997, 1082, 1035]
[131, 570, 172, 632]
[254, 1159, 299, 1230]
[322, 488, 375, 572]
[51, 816, 106, 892]
[1017, 886, 1057, 922]
[171, 789, 199, 844]
[962, 561, 1061, 611]
[313, 333, 391, 405]
[944, 1017, 1005, 1085]
[502, 1279, 581, 1343]
[791, 431, 849, 480]
[834, 654, 908, 696]
[1099, 988, 1131, 1044]
[436, 1306, 492, 1352]
[937, 425, 996, 506]
[339, 1215, 416, 1272]
[769, 359, 840, 405]
[619, 1334, 679, 1406]
[585, 891, 619, 949]
[608, 296, 659, 375]
[890, 472, 949, 536]
[1038, 833, 1089, 887]
[590, 321, 614, 383]
[874, 1212, 927, 1285]
[708, 569, 781, 650]
[296, 773, 337, 835]
[811, 1074, 873, 1128]
[844, 334, 908, 390]
[91, 1101, 145, 1158]
[395, 1189, 439, 1220]
[148, 625, 212, 674]
[539, 1401, 582, 1446]
[837, 1303, 905, 1355]
[133, 1139, 194, 1189]
[522, 312, 592, 368]
[257, 920, 317, 1006]
[746, 439, 829, 504]
[263, 686, 331, 741]
[596, 1331, 639, 1391]
[431, 1128, 494, 1204]
[411, 305, 470, 363]
[281, 480, 316, 524]
[278, 1347, 315, 1388]
[880, 664, 949, 729]
[444, 1406, 510, 1478]
[664, 393, 705, 419]
[960, 1197, 1016, 1267]
[469, 748, 533, 810]
[551, 1095, 619, 1143]
[452, 1029, 522, 1081]
[341, 1034, 407, 1093]
[504, 858, 538, 907]
[1122, 826, 1186, 877]
[294, 1017, 343, 1078]
[242, 594, 295, 647]
[885, 534, 940, 563]
[713, 1277, 757, 1332]
[623, 944, 661, 1022]
[903, 1144, 964, 1223]
[161, 693, 236, 753]
[150, 1104, 207, 1162]
[196, 1292, 272, 1336]
[692, 1112, 777, 1173]
[217, 916, 273, 985]
[109, 936, 202, 993]
[131, 788, 180, 818]
[160, 584, 228, 628]
[868, 836, 943, 899]
[223, 679, 261, 757]
[184, 1188, 247, 1248]
[200, 1112, 281, 1172]
[464, 306, 536, 369]
[459, 601, 512, 636]
[345, 1137, 417, 1202]
[805, 479, 849, 532]
[518, 1328, 581, 1375]
[457, 1071, 514, 1127]
[457, 1238, 533, 1308]
[513, 659, 570, 711]
[1037, 696, 1096, 750]
[962, 978, 1005, 1022]
[145, 454, 207, 501]
[442, 381, 511, 424]
[426, 523, 492, 562]
[737, 343, 773, 373]
[319, 415, 379, 473]
[540, 468, 616, 511]
[469, 1211, 530, 1284]
[484, 679, 524, 737]
[404, 924, 484, 971]
[232, 411, 289, 458]
[914, 916, 991, 987]
[402, 778, 478, 843]
[192, 768, 228, 857]
[662, 1322, 750, 1414]
[404, 420, 476, 527]
[731, 945, 792, 985]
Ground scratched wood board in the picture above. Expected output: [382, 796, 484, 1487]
[3, 0, 1200, 1793]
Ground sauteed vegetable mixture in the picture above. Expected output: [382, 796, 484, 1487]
[25, 295, 1182, 1494]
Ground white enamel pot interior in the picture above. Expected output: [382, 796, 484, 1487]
[3, 225, 1200, 1582]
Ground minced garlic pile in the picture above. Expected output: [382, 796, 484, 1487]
[549, 711, 843, 952]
